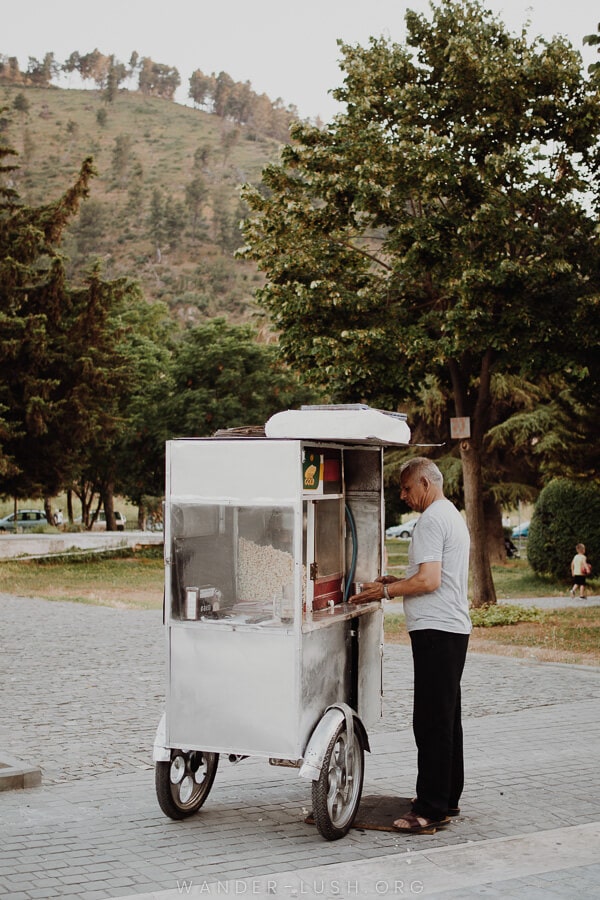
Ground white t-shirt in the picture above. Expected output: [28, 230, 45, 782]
[403, 497, 472, 635]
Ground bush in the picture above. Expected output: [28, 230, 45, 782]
[527, 479, 600, 581]
[469, 604, 545, 627]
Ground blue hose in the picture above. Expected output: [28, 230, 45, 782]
[344, 503, 358, 602]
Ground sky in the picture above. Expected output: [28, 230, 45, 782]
[2, 0, 598, 120]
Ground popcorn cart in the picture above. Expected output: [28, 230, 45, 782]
[153, 405, 410, 840]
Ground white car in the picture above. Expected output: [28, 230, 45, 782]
[385, 518, 419, 540]
[75, 511, 127, 531]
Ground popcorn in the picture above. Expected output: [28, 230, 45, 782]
[237, 537, 296, 602]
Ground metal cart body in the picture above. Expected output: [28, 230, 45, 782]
[153, 408, 410, 839]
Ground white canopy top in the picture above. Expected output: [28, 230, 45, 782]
[265, 405, 411, 445]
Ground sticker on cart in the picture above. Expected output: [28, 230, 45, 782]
[303, 451, 323, 492]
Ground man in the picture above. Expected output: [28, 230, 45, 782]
[350, 457, 471, 834]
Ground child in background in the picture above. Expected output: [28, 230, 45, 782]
[570, 543, 590, 598]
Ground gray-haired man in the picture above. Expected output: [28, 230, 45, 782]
[350, 457, 471, 833]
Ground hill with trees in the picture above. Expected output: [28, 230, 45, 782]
[0, 63, 295, 326]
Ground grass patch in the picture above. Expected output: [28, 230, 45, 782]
[0, 548, 163, 609]
[384, 606, 600, 665]
[469, 606, 600, 665]
[469, 603, 545, 627]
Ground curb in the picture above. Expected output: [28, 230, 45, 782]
[0, 755, 42, 791]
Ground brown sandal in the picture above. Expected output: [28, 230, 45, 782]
[392, 811, 450, 834]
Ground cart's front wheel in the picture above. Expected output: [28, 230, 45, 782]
[155, 750, 219, 819]
[312, 720, 364, 840]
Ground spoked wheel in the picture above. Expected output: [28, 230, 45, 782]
[155, 749, 219, 819]
[312, 720, 364, 840]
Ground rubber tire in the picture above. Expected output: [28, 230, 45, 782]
[155, 750, 219, 819]
[312, 719, 364, 840]
[400, 530, 410, 539]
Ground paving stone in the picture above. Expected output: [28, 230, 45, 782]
[1, 592, 600, 899]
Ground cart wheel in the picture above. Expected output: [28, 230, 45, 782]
[155, 750, 219, 819]
[311, 720, 364, 840]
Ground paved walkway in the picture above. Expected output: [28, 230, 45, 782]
[1, 592, 599, 899]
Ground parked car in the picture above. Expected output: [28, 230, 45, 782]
[75, 510, 127, 531]
[386, 518, 419, 540]
[511, 521, 530, 539]
[0, 509, 48, 532]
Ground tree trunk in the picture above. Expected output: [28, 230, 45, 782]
[67, 489, 74, 524]
[484, 495, 507, 565]
[137, 501, 146, 530]
[102, 483, 117, 532]
[460, 439, 497, 607]
[43, 496, 53, 526]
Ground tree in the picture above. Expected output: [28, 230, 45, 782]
[165, 318, 314, 437]
[0, 56, 24, 84]
[527, 479, 600, 580]
[241, 0, 600, 605]
[71, 287, 172, 530]
[0, 142, 146, 511]
[584, 23, 600, 74]
[189, 69, 216, 109]
[185, 175, 208, 238]
[63, 49, 111, 88]
[12, 92, 30, 114]
[111, 133, 134, 187]
[213, 71, 235, 118]
[27, 53, 57, 87]
[104, 56, 128, 102]
[138, 58, 180, 100]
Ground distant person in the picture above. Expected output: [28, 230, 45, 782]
[350, 457, 471, 834]
[53, 509, 63, 527]
[570, 543, 590, 598]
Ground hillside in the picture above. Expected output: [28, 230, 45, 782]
[0, 83, 284, 324]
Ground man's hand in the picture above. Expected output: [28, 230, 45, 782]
[348, 581, 384, 605]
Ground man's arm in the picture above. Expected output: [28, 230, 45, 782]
[348, 561, 441, 604]
[391, 561, 441, 598]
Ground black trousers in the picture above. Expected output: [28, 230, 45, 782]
[409, 629, 470, 820]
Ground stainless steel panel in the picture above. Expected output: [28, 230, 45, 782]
[343, 447, 382, 492]
[167, 625, 300, 758]
[299, 622, 352, 747]
[356, 607, 384, 727]
[346, 494, 383, 584]
[168, 439, 300, 502]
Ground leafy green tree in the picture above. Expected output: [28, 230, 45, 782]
[12, 93, 29, 114]
[0, 143, 146, 509]
[104, 55, 128, 102]
[138, 58, 180, 99]
[27, 53, 57, 86]
[0, 56, 23, 84]
[63, 49, 111, 88]
[184, 175, 207, 237]
[241, 0, 600, 605]
[72, 289, 173, 529]
[111, 133, 134, 187]
[584, 23, 600, 74]
[189, 69, 217, 109]
[527, 479, 600, 580]
[165, 318, 314, 436]
[70, 198, 110, 255]
[147, 187, 166, 260]
[213, 71, 235, 118]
